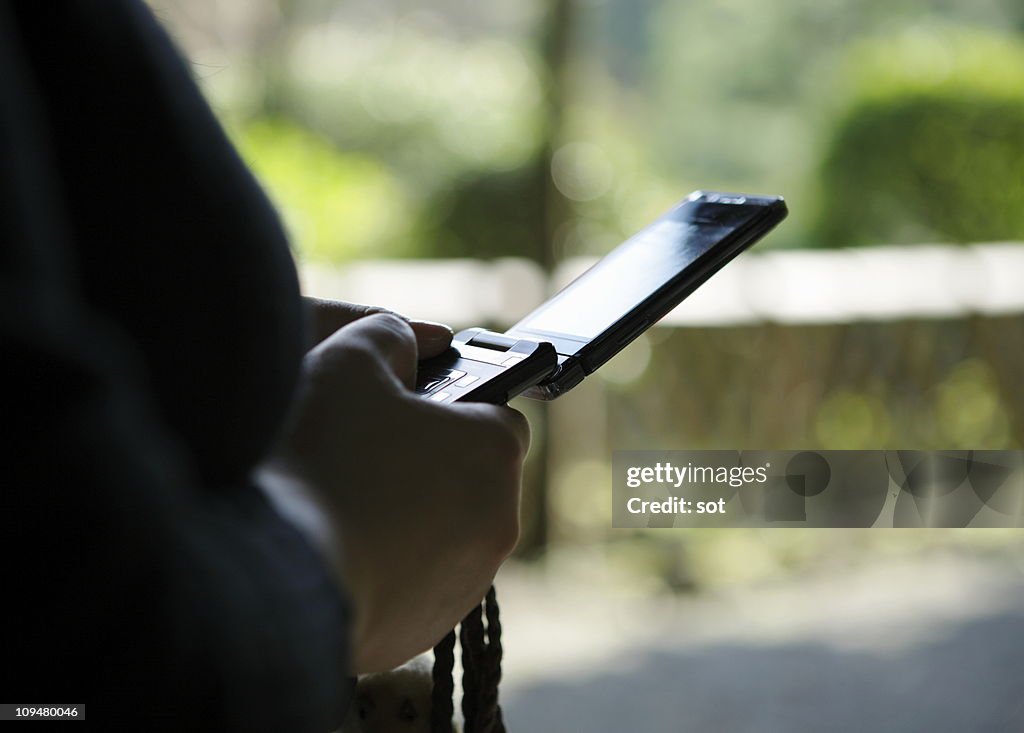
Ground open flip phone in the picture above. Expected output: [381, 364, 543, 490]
[416, 191, 787, 405]
[414, 330, 557, 405]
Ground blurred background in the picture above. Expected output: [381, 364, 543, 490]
[155, 1, 1024, 729]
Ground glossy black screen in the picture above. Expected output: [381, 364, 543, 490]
[512, 197, 762, 341]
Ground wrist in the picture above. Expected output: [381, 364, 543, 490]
[256, 462, 374, 666]
[256, 462, 345, 581]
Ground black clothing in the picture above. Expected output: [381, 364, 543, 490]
[1, 1, 351, 729]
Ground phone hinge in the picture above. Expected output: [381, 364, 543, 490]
[466, 331, 518, 352]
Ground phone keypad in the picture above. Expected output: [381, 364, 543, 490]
[415, 368, 465, 397]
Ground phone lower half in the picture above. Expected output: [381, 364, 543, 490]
[415, 329, 558, 405]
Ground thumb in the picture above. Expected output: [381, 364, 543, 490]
[318, 312, 419, 389]
[305, 297, 453, 357]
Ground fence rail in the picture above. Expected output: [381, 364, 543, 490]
[300, 243, 1024, 328]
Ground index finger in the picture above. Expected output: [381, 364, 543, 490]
[334, 312, 419, 389]
[305, 298, 453, 356]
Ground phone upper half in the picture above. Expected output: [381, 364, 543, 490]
[506, 191, 787, 366]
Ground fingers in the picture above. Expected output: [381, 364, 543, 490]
[409, 321, 453, 359]
[488, 405, 531, 457]
[444, 401, 531, 460]
[320, 312, 419, 389]
[305, 298, 386, 346]
[305, 298, 452, 357]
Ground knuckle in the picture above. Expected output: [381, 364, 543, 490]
[339, 337, 381, 370]
[462, 479, 520, 562]
[483, 454, 523, 559]
[450, 406, 530, 477]
[492, 411, 530, 462]
[509, 410, 531, 451]
[367, 312, 417, 351]
[371, 310, 412, 334]
[314, 336, 381, 380]
[360, 304, 396, 319]
[488, 511, 521, 559]
[476, 423, 522, 471]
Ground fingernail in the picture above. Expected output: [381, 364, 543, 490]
[410, 320, 453, 341]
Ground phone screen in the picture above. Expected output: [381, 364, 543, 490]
[512, 197, 761, 341]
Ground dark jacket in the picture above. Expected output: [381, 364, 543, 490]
[1, 1, 351, 728]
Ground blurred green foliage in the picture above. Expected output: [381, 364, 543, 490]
[232, 118, 411, 260]
[413, 167, 545, 260]
[644, 0, 1024, 248]
[813, 28, 1024, 247]
[175, 0, 1024, 260]
[280, 23, 543, 180]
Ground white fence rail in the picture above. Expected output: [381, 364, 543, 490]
[300, 243, 1024, 330]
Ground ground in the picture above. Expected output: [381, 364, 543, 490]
[494, 547, 1024, 732]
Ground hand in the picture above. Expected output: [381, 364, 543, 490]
[264, 305, 529, 673]
[304, 297, 453, 357]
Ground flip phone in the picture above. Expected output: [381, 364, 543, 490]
[416, 190, 788, 405]
[415, 328, 557, 404]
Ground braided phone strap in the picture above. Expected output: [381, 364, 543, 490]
[431, 586, 505, 733]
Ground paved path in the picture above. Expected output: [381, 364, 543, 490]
[494, 549, 1024, 732]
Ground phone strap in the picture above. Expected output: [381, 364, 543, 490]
[431, 585, 506, 733]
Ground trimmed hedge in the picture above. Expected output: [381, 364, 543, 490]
[813, 28, 1024, 247]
